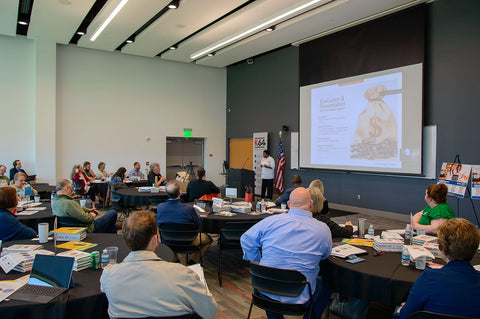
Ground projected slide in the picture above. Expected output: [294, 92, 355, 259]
[300, 64, 422, 175]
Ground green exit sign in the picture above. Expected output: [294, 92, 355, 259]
[184, 129, 192, 137]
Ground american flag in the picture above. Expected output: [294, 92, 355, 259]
[275, 140, 286, 193]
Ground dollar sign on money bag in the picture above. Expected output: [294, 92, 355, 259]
[368, 116, 382, 138]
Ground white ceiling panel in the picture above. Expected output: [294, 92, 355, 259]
[0, 0, 19, 37]
[28, 0, 96, 44]
[122, 0, 248, 57]
[78, 0, 170, 52]
[161, 0, 309, 63]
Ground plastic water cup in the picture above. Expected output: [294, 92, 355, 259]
[417, 228, 426, 236]
[281, 203, 287, 210]
[80, 199, 87, 207]
[38, 223, 49, 243]
[106, 246, 119, 264]
[415, 256, 426, 270]
[358, 218, 367, 238]
[34, 196, 41, 203]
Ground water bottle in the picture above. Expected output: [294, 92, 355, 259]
[261, 199, 266, 213]
[256, 201, 261, 213]
[401, 246, 410, 266]
[404, 224, 412, 245]
[367, 224, 374, 236]
[101, 249, 110, 269]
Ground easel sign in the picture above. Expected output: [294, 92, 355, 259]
[471, 166, 480, 199]
[438, 162, 471, 198]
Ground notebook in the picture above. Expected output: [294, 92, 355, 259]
[9, 254, 74, 303]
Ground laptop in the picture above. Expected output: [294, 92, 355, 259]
[9, 254, 75, 303]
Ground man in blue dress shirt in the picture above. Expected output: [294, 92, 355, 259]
[241, 187, 332, 319]
[157, 181, 211, 264]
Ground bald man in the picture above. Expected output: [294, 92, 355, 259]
[241, 187, 332, 319]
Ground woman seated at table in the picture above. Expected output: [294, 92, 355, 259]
[308, 187, 353, 238]
[413, 183, 454, 235]
[111, 167, 127, 184]
[71, 164, 96, 207]
[186, 168, 220, 202]
[97, 161, 111, 179]
[398, 218, 480, 318]
[309, 179, 329, 215]
[0, 186, 37, 241]
[83, 161, 97, 181]
[11, 172, 38, 200]
[111, 167, 128, 210]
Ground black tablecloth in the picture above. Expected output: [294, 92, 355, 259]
[125, 180, 149, 188]
[17, 202, 54, 229]
[114, 188, 169, 208]
[199, 212, 270, 234]
[0, 233, 174, 319]
[91, 181, 109, 198]
[321, 242, 480, 306]
[31, 184, 56, 200]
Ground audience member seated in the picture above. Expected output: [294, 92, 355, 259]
[11, 172, 38, 200]
[309, 179, 329, 215]
[157, 181, 212, 264]
[83, 161, 97, 180]
[398, 218, 480, 319]
[275, 174, 303, 207]
[413, 183, 454, 235]
[186, 168, 220, 202]
[309, 187, 353, 238]
[241, 187, 332, 319]
[9, 160, 28, 181]
[52, 179, 117, 233]
[128, 162, 144, 179]
[96, 161, 111, 179]
[147, 162, 167, 187]
[100, 211, 217, 319]
[71, 164, 96, 206]
[0, 186, 37, 241]
[110, 167, 128, 210]
[0, 165, 9, 186]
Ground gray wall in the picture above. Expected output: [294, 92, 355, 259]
[226, 0, 480, 223]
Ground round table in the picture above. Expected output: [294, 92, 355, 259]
[17, 202, 54, 230]
[31, 184, 56, 200]
[125, 180, 149, 188]
[90, 181, 109, 197]
[199, 211, 271, 234]
[114, 188, 169, 208]
[321, 241, 480, 306]
[0, 233, 174, 319]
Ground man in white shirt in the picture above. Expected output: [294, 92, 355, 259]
[100, 211, 217, 319]
[260, 150, 275, 200]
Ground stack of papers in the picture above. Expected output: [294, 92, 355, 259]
[0, 249, 54, 273]
[57, 250, 91, 271]
[1, 244, 43, 254]
[341, 238, 374, 247]
[373, 238, 404, 252]
[381, 231, 404, 240]
[412, 234, 438, 246]
[56, 241, 97, 251]
[423, 242, 441, 257]
[138, 187, 153, 192]
[230, 203, 251, 213]
[331, 243, 367, 258]
[54, 227, 87, 241]
[407, 245, 435, 262]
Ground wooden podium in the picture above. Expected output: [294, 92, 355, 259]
[227, 168, 255, 198]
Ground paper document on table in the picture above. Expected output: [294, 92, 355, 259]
[16, 210, 39, 215]
[0, 275, 29, 303]
[26, 203, 42, 207]
[473, 264, 480, 271]
[339, 224, 358, 233]
[193, 205, 205, 213]
[331, 244, 367, 258]
[26, 207, 46, 211]
[188, 264, 210, 293]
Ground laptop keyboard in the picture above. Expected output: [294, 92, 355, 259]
[16, 284, 66, 297]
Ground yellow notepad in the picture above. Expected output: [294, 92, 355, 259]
[341, 238, 374, 247]
[56, 241, 97, 251]
[54, 227, 87, 234]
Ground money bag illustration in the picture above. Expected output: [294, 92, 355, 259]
[351, 85, 398, 159]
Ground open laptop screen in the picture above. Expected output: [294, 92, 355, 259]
[28, 254, 74, 288]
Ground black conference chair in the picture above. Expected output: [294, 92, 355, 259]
[247, 264, 315, 319]
[218, 221, 257, 286]
[158, 223, 202, 265]
[409, 311, 479, 319]
[118, 314, 201, 319]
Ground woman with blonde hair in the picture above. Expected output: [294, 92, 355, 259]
[399, 218, 480, 318]
[11, 172, 37, 200]
[309, 179, 328, 215]
[308, 187, 353, 238]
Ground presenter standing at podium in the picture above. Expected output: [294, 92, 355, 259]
[260, 150, 275, 200]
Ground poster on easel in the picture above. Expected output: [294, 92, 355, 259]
[471, 165, 480, 199]
[438, 162, 471, 198]
[253, 132, 268, 195]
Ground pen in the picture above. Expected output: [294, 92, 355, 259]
[345, 217, 349, 222]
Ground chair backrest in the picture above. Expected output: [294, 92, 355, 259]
[250, 264, 309, 298]
[118, 314, 201, 319]
[158, 223, 199, 245]
[408, 311, 479, 319]
[56, 216, 90, 228]
[220, 221, 257, 243]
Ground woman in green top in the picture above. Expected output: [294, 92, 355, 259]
[413, 183, 455, 235]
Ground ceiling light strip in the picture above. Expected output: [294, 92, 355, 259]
[190, 0, 329, 60]
[90, 0, 129, 42]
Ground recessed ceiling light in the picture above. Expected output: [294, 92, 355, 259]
[207, 52, 215, 57]
[18, 21, 28, 26]
[265, 26, 275, 32]
[169, 45, 177, 50]
[168, 0, 179, 9]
